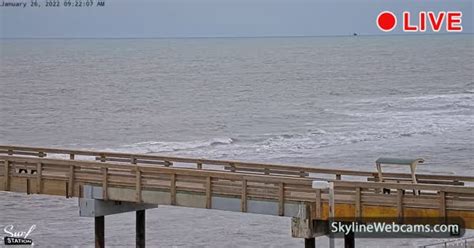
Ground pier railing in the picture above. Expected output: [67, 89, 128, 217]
[1, 145, 472, 184]
[1, 146, 473, 228]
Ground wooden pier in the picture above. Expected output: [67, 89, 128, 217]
[0, 145, 473, 247]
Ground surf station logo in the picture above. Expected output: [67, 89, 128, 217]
[377, 11, 463, 32]
[2, 224, 36, 246]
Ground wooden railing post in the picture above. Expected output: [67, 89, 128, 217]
[206, 176, 212, 209]
[397, 189, 404, 223]
[4, 160, 10, 191]
[36, 162, 42, 194]
[98, 155, 107, 200]
[68, 165, 75, 198]
[136, 169, 142, 203]
[439, 191, 446, 222]
[355, 187, 361, 219]
[329, 182, 335, 219]
[102, 167, 108, 200]
[315, 189, 322, 219]
[329, 182, 335, 248]
[278, 182, 285, 216]
[170, 174, 176, 205]
[241, 179, 247, 212]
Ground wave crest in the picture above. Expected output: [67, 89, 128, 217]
[117, 137, 235, 154]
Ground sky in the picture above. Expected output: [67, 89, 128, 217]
[0, 0, 472, 38]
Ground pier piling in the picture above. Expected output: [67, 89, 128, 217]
[344, 231, 355, 248]
[136, 210, 146, 248]
[95, 216, 105, 248]
[304, 238, 315, 248]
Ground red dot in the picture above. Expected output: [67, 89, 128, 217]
[377, 11, 397, 32]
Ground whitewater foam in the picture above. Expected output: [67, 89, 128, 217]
[115, 137, 236, 154]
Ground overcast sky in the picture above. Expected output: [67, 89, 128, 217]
[0, 0, 472, 38]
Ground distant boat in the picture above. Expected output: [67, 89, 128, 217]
[353, 33, 358, 36]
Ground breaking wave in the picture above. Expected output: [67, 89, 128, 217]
[254, 128, 439, 154]
[104, 92, 472, 159]
[113, 137, 236, 154]
[107, 126, 441, 159]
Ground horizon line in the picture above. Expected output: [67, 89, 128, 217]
[1, 32, 473, 40]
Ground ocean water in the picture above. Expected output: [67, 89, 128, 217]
[0, 35, 473, 247]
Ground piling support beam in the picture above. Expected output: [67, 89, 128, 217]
[304, 238, 315, 248]
[344, 230, 355, 248]
[136, 210, 146, 248]
[95, 216, 105, 248]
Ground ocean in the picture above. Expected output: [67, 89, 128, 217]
[0, 35, 473, 247]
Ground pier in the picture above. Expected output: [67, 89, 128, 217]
[1, 145, 473, 247]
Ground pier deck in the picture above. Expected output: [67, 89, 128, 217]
[1, 145, 473, 247]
